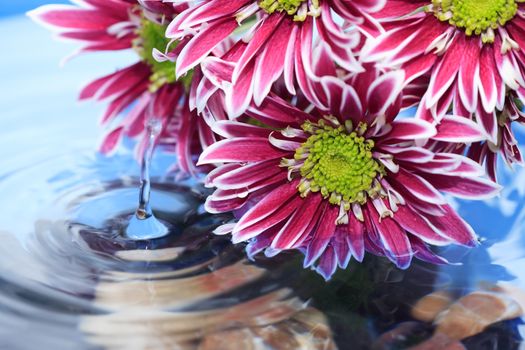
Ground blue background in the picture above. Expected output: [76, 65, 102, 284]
[0, 1, 68, 18]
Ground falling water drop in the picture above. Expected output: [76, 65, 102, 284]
[125, 117, 169, 240]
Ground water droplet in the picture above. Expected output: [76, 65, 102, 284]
[125, 116, 169, 240]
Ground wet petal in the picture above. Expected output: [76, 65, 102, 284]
[198, 138, 288, 164]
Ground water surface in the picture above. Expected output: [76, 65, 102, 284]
[1, 15, 525, 350]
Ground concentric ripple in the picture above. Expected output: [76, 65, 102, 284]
[0, 148, 339, 349]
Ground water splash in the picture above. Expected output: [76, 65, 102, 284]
[125, 117, 169, 240]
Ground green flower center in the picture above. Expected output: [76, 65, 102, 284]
[432, 0, 518, 41]
[292, 120, 384, 205]
[134, 18, 191, 91]
[258, 0, 319, 21]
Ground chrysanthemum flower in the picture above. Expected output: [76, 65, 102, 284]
[198, 68, 500, 279]
[29, 0, 215, 175]
[363, 0, 525, 147]
[163, 0, 385, 116]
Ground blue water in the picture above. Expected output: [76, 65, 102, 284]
[2, 11, 525, 350]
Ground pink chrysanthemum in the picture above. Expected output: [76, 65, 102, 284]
[363, 0, 525, 147]
[162, 0, 385, 116]
[29, 0, 216, 175]
[198, 66, 500, 279]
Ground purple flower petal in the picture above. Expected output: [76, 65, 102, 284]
[176, 18, 238, 78]
[304, 205, 339, 267]
[232, 13, 284, 83]
[347, 214, 365, 262]
[211, 121, 272, 139]
[233, 195, 303, 243]
[367, 70, 405, 119]
[372, 214, 413, 270]
[393, 205, 451, 246]
[390, 168, 446, 205]
[386, 119, 437, 140]
[422, 173, 501, 200]
[433, 115, 486, 143]
[198, 137, 288, 164]
[332, 227, 352, 268]
[252, 19, 294, 105]
[226, 60, 256, 118]
[426, 204, 478, 247]
[409, 236, 451, 265]
[233, 181, 299, 233]
[205, 196, 247, 214]
[315, 245, 338, 281]
[272, 194, 323, 249]
[213, 159, 281, 189]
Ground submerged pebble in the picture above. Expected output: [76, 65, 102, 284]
[435, 291, 523, 340]
[411, 287, 524, 343]
[411, 291, 453, 323]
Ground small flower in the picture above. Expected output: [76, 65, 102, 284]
[199, 68, 500, 280]
[363, 0, 525, 147]
[29, 1, 212, 175]
[163, 0, 385, 116]
[468, 93, 525, 182]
